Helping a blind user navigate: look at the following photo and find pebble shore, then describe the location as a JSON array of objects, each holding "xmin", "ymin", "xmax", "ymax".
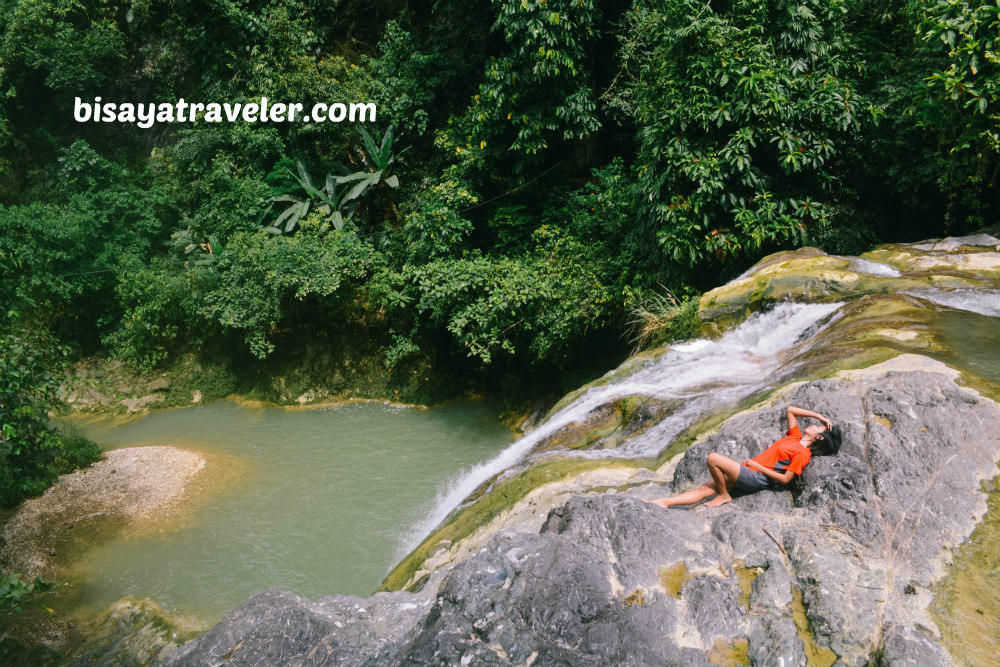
[{"xmin": 1, "ymin": 446, "xmax": 205, "ymax": 580}]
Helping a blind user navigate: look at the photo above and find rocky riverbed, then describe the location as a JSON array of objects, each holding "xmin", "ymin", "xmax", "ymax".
[{"xmin": 2, "ymin": 446, "xmax": 206, "ymax": 582}]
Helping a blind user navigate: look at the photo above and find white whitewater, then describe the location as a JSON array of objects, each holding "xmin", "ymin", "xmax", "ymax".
[
  {"xmin": 904, "ymin": 288, "xmax": 1000, "ymax": 318},
  {"xmin": 401, "ymin": 301, "xmax": 844, "ymax": 554},
  {"xmin": 848, "ymin": 258, "xmax": 902, "ymax": 277}
]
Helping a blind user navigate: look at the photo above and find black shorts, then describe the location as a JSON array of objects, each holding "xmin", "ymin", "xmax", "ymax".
[{"xmin": 734, "ymin": 466, "xmax": 772, "ymax": 494}]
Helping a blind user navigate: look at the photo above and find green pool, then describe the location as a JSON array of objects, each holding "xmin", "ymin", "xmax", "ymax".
[{"xmin": 63, "ymin": 399, "xmax": 514, "ymax": 625}]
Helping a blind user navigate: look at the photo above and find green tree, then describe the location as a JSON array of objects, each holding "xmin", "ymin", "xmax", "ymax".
[
  {"xmin": 0, "ymin": 328, "xmax": 64, "ymax": 506},
  {"xmin": 0, "ymin": 250, "xmax": 102, "ymax": 506},
  {"xmin": 471, "ymin": 0, "xmax": 603, "ymax": 161},
  {"xmin": 612, "ymin": 0, "xmax": 874, "ymax": 267},
  {"xmin": 913, "ymin": 0, "xmax": 1000, "ymax": 226},
  {"xmin": 0, "ymin": 141, "xmax": 170, "ymax": 344},
  {"xmin": 405, "ymin": 224, "xmax": 615, "ymax": 366},
  {"xmin": 202, "ymin": 228, "xmax": 375, "ymax": 358}
]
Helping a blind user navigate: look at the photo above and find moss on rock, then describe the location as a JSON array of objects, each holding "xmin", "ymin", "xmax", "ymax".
[
  {"xmin": 930, "ymin": 474, "xmax": 1000, "ymax": 667},
  {"xmin": 379, "ymin": 456, "xmax": 636, "ymax": 592}
]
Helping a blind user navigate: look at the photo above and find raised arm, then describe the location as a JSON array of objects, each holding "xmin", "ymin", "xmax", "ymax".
[
  {"xmin": 786, "ymin": 406, "xmax": 833, "ymax": 432},
  {"xmin": 744, "ymin": 458, "xmax": 797, "ymax": 484}
]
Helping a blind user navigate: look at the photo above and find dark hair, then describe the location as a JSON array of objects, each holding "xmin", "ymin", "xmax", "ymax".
[{"xmin": 813, "ymin": 425, "xmax": 842, "ymax": 456}]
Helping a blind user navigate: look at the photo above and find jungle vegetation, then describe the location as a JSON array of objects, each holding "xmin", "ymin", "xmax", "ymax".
[{"xmin": 2, "ymin": 0, "xmax": 999, "ymax": 503}]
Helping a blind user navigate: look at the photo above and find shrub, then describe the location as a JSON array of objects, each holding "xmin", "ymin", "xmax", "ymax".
[
  {"xmin": 0, "ymin": 328, "xmax": 99, "ymax": 506},
  {"xmin": 629, "ymin": 290, "xmax": 701, "ymax": 351},
  {"xmin": 0, "ymin": 572, "xmax": 56, "ymax": 615}
]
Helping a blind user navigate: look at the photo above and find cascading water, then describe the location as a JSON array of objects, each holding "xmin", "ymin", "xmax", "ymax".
[
  {"xmin": 405, "ymin": 301, "xmax": 844, "ymax": 552},
  {"xmin": 904, "ymin": 288, "xmax": 1000, "ymax": 318},
  {"xmin": 848, "ymin": 257, "xmax": 902, "ymax": 277}
]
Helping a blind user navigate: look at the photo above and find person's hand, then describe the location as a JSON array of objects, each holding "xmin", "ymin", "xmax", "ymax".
[{"xmin": 819, "ymin": 416, "xmax": 833, "ymax": 430}]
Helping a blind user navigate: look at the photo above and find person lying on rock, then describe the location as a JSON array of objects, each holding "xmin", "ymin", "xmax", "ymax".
[{"xmin": 644, "ymin": 406, "xmax": 842, "ymax": 509}]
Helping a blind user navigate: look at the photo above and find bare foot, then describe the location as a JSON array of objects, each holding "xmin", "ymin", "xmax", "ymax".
[
  {"xmin": 703, "ymin": 494, "xmax": 732, "ymax": 508},
  {"xmin": 642, "ymin": 498, "xmax": 671, "ymax": 508}
]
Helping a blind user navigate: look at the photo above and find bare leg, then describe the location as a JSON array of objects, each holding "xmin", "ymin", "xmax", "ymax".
[
  {"xmin": 644, "ymin": 452, "xmax": 742, "ymax": 508},
  {"xmin": 703, "ymin": 452, "xmax": 741, "ymax": 507},
  {"xmin": 643, "ymin": 482, "xmax": 718, "ymax": 508}
]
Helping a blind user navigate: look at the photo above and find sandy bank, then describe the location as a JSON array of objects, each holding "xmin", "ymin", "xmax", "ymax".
[{"xmin": 1, "ymin": 446, "xmax": 205, "ymax": 581}]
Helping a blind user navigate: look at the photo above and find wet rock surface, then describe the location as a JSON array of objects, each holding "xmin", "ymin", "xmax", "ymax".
[
  {"xmin": 158, "ymin": 362, "xmax": 1000, "ymax": 667},
  {"xmin": 67, "ymin": 598, "xmax": 202, "ymax": 667}
]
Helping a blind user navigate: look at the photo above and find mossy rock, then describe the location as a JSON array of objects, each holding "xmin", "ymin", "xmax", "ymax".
[
  {"xmin": 68, "ymin": 597, "xmax": 204, "ymax": 667},
  {"xmin": 862, "ymin": 240, "xmax": 1000, "ymax": 276},
  {"xmin": 701, "ymin": 238, "xmax": 1000, "ymax": 333},
  {"xmin": 379, "ymin": 456, "xmax": 637, "ymax": 593},
  {"xmin": 738, "ymin": 247, "xmax": 830, "ymax": 277},
  {"xmin": 699, "ymin": 254, "xmax": 870, "ymax": 328},
  {"xmin": 533, "ymin": 396, "xmax": 676, "ymax": 453}
]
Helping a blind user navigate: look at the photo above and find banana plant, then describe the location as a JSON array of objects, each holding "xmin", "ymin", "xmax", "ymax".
[
  {"xmin": 337, "ymin": 124, "xmax": 407, "ymax": 200},
  {"xmin": 263, "ymin": 126, "xmax": 407, "ymax": 235},
  {"xmin": 264, "ymin": 160, "xmax": 358, "ymax": 235}
]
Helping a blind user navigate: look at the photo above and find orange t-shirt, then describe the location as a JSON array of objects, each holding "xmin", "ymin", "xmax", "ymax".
[{"xmin": 744, "ymin": 424, "xmax": 811, "ymax": 478}]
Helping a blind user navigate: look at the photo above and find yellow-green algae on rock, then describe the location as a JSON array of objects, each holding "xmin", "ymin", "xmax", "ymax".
[
  {"xmin": 657, "ymin": 562, "xmax": 692, "ymax": 599},
  {"xmin": 791, "ymin": 588, "xmax": 838, "ymax": 667},
  {"xmin": 734, "ymin": 561, "xmax": 761, "ymax": 611},
  {"xmin": 931, "ymin": 473, "xmax": 1000, "ymax": 667},
  {"xmin": 706, "ymin": 637, "xmax": 751, "ymax": 667}
]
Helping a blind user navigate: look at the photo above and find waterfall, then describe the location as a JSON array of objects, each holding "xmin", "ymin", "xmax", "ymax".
[{"xmin": 401, "ymin": 301, "xmax": 844, "ymax": 554}]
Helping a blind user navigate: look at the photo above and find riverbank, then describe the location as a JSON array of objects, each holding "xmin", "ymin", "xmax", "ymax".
[
  {"xmin": 0, "ymin": 446, "xmax": 210, "ymax": 664},
  {"xmin": 61, "ymin": 348, "xmax": 468, "ymax": 417},
  {"xmin": 2, "ymin": 446, "xmax": 205, "ymax": 583},
  {"xmin": 60, "ymin": 353, "xmax": 556, "ymax": 444}
]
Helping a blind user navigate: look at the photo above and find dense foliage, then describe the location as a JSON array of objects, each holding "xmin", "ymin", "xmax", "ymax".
[
  {"xmin": 613, "ymin": 0, "xmax": 873, "ymax": 265},
  {"xmin": 0, "ymin": 264, "xmax": 101, "ymax": 506},
  {"xmin": 3, "ymin": 0, "xmax": 999, "ymax": 501}
]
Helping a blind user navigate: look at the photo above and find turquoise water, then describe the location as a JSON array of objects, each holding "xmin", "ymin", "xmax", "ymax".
[{"xmin": 67, "ymin": 400, "xmax": 514, "ymax": 624}]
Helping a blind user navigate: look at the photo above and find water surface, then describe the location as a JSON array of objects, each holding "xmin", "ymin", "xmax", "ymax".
[{"xmin": 68, "ymin": 400, "xmax": 513, "ymax": 624}]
